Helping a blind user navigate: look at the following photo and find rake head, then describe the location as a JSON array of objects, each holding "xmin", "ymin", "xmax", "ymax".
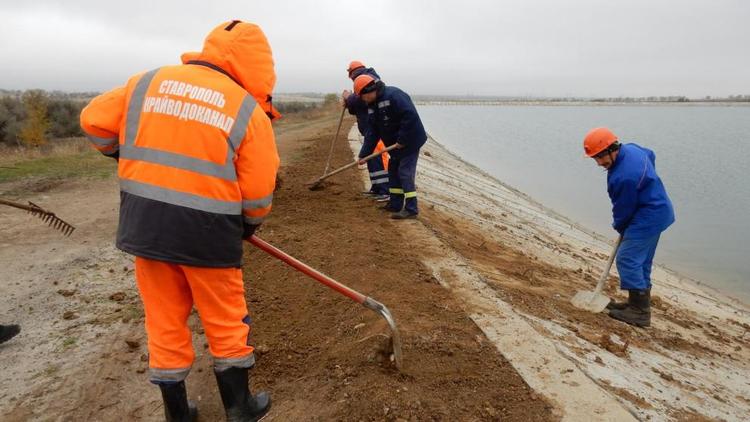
[{"xmin": 27, "ymin": 201, "xmax": 75, "ymax": 236}]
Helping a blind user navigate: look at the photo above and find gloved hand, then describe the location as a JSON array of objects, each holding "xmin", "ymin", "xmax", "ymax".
[
  {"xmin": 243, "ymin": 223, "xmax": 260, "ymax": 240},
  {"xmin": 105, "ymin": 151, "xmax": 120, "ymax": 161},
  {"xmin": 342, "ymin": 89, "xmax": 352, "ymax": 103}
]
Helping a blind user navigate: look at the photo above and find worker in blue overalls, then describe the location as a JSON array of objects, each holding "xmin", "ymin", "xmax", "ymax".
[
  {"xmin": 353, "ymin": 74, "xmax": 427, "ymax": 220},
  {"xmin": 341, "ymin": 61, "xmax": 389, "ymax": 199},
  {"xmin": 584, "ymin": 127, "xmax": 675, "ymax": 327}
]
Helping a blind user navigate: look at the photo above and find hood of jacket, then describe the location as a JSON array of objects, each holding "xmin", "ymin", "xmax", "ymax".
[{"xmin": 181, "ymin": 20, "xmax": 280, "ymax": 120}]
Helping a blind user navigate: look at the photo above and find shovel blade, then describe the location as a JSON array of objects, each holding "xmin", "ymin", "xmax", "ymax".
[{"xmin": 571, "ymin": 290, "xmax": 610, "ymax": 313}]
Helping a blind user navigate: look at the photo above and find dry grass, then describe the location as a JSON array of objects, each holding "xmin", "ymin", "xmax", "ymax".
[
  {"xmin": 0, "ymin": 138, "xmax": 91, "ymax": 166},
  {"xmin": 0, "ymin": 138, "xmax": 115, "ymax": 185}
]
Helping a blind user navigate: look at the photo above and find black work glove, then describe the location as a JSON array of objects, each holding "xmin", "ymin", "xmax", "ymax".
[
  {"xmin": 105, "ymin": 150, "xmax": 120, "ymax": 161},
  {"xmin": 243, "ymin": 223, "xmax": 260, "ymax": 240}
]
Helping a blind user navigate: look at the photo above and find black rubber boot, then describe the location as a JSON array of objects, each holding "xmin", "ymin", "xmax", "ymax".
[
  {"xmin": 0, "ymin": 324, "xmax": 21, "ymax": 344},
  {"xmin": 159, "ymin": 381, "xmax": 198, "ymax": 422},
  {"xmin": 606, "ymin": 288, "xmax": 650, "ymax": 311},
  {"xmin": 380, "ymin": 204, "xmax": 400, "ymax": 212},
  {"xmin": 391, "ymin": 210, "xmax": 418, "ymax": 220},
  {"xmin": 214, "ymin": 366, "xmax": 271, "ymax": 422},
  {"xmin": 609, "ymin": 289, "xmax": 651, "ymax": 327}
]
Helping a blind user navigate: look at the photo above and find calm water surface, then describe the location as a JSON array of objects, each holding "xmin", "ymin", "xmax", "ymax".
[{"xmin": 418, "ymin": 105, "xmax": 750, "ymax": 302}]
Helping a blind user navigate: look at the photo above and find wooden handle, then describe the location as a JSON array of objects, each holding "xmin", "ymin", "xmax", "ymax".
[
  {"xmin": 310, "ymin": 143, "xmax": 399, "ymax": 184},
  {"xmin": 322, "ymin": 106, "xmax": 347, "ymax": 175},
  {"xmin": 592, "ymin": 235, "xmax": 623, "ymax": 295},
  {"xmin": 0, "ymin": 198, "xmax": 38, "ymax": 212}
]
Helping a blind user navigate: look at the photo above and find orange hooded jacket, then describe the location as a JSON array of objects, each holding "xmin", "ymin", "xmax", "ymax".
[{"xmin": 80, "ymin": 21, "xmax": 280, "ymax": 267}]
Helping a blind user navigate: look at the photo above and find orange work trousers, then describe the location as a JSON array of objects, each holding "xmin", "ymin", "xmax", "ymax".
[{"xmin": 135, "ymin": 256, "xmax": 255, "ymax": 384}]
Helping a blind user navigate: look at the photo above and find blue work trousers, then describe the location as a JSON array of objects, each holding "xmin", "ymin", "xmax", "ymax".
[
  {"xmin": 616, "ymin": 234, "xmax": 661, "ymax": 290},
  {"xmin": 388, "ymin": 151, "xmax": 419, "ymax": 214}
]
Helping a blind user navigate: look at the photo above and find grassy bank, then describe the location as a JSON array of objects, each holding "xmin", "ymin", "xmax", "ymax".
[
  {"xmin": 0, "ymin": 103, "xmax": 332, "ymax": 186},
  {"xmin": 0, "ymin": 138, "xmax": 115, "ymax": 184}
]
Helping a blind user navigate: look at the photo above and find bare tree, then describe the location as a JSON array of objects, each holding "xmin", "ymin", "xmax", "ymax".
[{"xmin": 19, "ymin": 90, "xmax": 50, "ymax": 147}]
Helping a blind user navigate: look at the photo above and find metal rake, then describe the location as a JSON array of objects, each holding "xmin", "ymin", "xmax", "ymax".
[{"xmin": 0, "ymin": 198, "xmax": 76, "ymax": 236}]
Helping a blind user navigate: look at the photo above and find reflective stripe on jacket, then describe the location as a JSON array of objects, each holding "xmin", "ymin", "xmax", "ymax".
[{"xmin": 80, "ymin": 22, "xmax": 280, "ymax": 267}]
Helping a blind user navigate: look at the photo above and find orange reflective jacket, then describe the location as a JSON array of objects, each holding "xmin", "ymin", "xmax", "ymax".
[
  {"xmin": 375, "ymin": 140, "xmax": 389, "ymax": 169},
  {"xmin": 80, "ymin": 21, "xmax": 280, "ymax": 267}
]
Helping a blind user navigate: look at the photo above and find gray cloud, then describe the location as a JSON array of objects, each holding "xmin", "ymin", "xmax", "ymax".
[{"xmin": 1, "ymin": 0, "xmax": 748, "ymax": 96}]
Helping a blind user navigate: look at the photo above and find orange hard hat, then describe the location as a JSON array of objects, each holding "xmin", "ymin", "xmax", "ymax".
[
  {"xmin": 347, "ymin": 60, "xmax": 365, "ymax": 73},
  {"xmin": 583, "ymin": 127, "xmax": 618, "ymax": 157},
  {"xmin": 353, "ymin": 74, "xmax": 376, "ymax": 95}
]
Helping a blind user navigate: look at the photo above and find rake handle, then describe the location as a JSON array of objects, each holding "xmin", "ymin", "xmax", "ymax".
[
  {"xmin": 0, "ymin": 198, "xmax": 39, "ymax": 212},
  {"xmin": 322, "ymin": 106, "xmax": 348, "ymax": 176},
  {"xmin": 593, "ymin": 235, "xmax": 623, "ymax": 295},
  {"xmin": 310, "ymin": 143, "xmax": 398, "ymax": 185}
]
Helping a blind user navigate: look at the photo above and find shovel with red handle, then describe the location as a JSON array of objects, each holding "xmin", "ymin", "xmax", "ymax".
[{"xmin": 248, "ymin": 235, "xmax": 404, "ymax": 370}]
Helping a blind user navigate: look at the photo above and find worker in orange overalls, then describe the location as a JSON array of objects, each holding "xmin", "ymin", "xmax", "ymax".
[{"xmin": 80, "ymin": 20, "xmax": 279, "ymax": 422}]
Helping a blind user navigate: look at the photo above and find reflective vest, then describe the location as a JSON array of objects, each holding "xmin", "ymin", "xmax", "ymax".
[{"xmin": 80, "ymin": 63, "xmax": 279, "ymax": 267}]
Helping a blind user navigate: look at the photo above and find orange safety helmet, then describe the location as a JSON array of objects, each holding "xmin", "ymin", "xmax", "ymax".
[
  {"xmin": 583, "ymin": 127, "xmax": 618, "ymax": 157},
  {"xmin": 353, "ymin": 74, "xmax": 376, "ymax": 95},
  {"xmin": 347, "ymin": 60, "xmax": 365, "ymax": 73}
]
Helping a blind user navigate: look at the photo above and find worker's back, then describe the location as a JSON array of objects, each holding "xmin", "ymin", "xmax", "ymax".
[
  {"xmin": 366, "ymin": 85, "xmax": 427, "ymax": 157},
  {"xmin": 81, "ymin": 21, "xmax": 280, "ymax": 268},
  {"xmin": 607, "ymin": 143, "xmax": 675, "ymax": 238}
]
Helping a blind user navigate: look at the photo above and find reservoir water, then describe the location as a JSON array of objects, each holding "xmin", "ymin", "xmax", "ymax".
[{"xmin": 418, "ymin": 105, "xmax": 750, "ymax": 302}]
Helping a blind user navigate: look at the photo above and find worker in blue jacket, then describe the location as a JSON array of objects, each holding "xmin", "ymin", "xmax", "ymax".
[
  {"xmin": 353, "ymin": 74, "xmax": 427, "ymax": 219},
  {"xmin": 584, "ymin": 127, "xmax": 675, "ymax": 327},
  {"xmin": 341, "ymin": 61, "xmax": 388, "ymax": 198}
]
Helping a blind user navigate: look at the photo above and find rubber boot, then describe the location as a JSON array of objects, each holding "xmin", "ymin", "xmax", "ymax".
[
  {"xmin": 0, "ymin": 324, "xmax": 21, "ymax": 344},
  {"xmin": 606, "ymin": 288, "xmax": 650, "ymax": 311},
  {"xmin": 159, "ymin": 381, "xmax": 198, "ymax": 422},
  {"xmin": 391, "ymin": 209, "xmax": 418, "ymax": 220},
  {"xmin": 380, "ymin": 204, "xmax": 400, "ymax": 212},
  {"xmin": 214, "ymin": 366, "xmax": 271, "ymax": 422},
  {"xmin": 609, "ymin": 289, "xmax": 651, "ymax": 327}
]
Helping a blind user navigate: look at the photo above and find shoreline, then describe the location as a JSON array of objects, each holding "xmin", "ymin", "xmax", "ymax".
[
  {"xmin": 418, "ymin": 128, "xmax": 750, "ymax": 311},
  {"xmin": 414, "ymin": 100, "xmax": 750, "ymax": 107},
  {"xmin": 348, "ymin": 124, "xmax": 750, "ymax": 420}
]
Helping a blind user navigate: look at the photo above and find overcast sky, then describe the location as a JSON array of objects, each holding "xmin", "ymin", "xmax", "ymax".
[{"xmin": 1, "ymin": 0, "xmax": 748, "ymax": 97}]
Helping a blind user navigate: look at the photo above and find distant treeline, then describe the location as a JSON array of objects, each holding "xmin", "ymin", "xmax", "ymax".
[
  {"xmin": 0, "ymin": 89, "xmax": 88, "ymax": 147},
  {"xmin": 554, "ymin": 95, "xmax": 750, "ymax": 103},
  {"xmin": 275, "ymin": 93, "xmax": 337, "ymax": 114},
  {"xmin": 0, "ymin": 89, "xmax": 335, "ymax": 148},
  {"xmin": 414, "ymin": 94, "xmax": 750, "ymax": 103}
]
